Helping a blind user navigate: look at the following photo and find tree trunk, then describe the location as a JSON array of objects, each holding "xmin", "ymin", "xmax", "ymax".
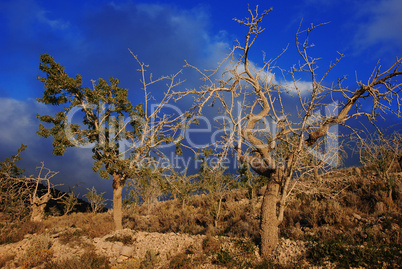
[
  {"xmin": 112, "ymin": 173, "xmax": 125, "ymax": 230},
  {"xmin": 214, "ymin": 195, "xmax": 223, "ymax": 228},
  {"xmin": 260, "ymin": 181, "xmax": 280, "ymax": 259},
  {"xmin": 30, "ymin": 203, "xmax": 47, "ymax": 222},
  {"xmin": 314, "ymin": 165, "xmax": 321, "ymax": 182},
  {"xmin": 30, "ymin": 193, "xmax": 52, "ymax": 222},
  {"xmin": 182, "ymin": 198, "xmax": 186, "ymax": 210}
]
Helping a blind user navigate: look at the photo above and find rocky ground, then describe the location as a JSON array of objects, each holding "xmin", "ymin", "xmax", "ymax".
[
  {"xmin": 1, "ymin": 169, "xmax": 401, "ymax": 268},
  {"xmin": 0, "ymin": 226, "xmax": 316, "ymax": 268}
]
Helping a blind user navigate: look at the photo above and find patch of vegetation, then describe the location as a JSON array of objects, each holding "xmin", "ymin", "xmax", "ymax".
[
  {"xmin": 48, "ymin": 249, "xmax": 111, "ymax": 269},
  {"xmin": 44, "ymin": 212, "xmax": 114, "ymax": 238},
  {"xmin": 215, "ymin": 250, "xmax": 233, "ymax": 265},
  {"xmin": 234, "ymin": 238, "xmax": 256, "ymax": 255},
  {"xmin": 21, "ymin": 249, "xmax": 53, "ymax": 269},
  {"xmin": 105, "ymin": 234, "xmax": 134, "ymax": 245},
  {"xmin": 201, "ymin": 235, "xmax": 221, "ymax": 255},
  {"xmin": 139, "ymin": 250, "xmax": 159, "ymax": 268},
  {"xmin": 112, "ymin": 257, "xmax": 142, "ymax": 269},
  {"xmin": 168, "ymin": 253, "xmax": 192, "ymax": 269},
  {"xmin": 0, "ymin": 220, "xmax": 47, "ymax": 244},
  {"xmin": 58, "ymin": 228, "xmax": 88, "ymax": 247},
  {"xmin": 252, "ymin": 259, "xmax": 301, "ymax": 269},
  {"xmin": 0, "ymin": 253, "xmax": 15, "ymax": 268},
  {"xmin": 307, "ymin": 239, "xmax": 402, "ymax": 268},
  {"xmin": 19, "ymin": 234, "xmax": 53, "ymax": 268}
]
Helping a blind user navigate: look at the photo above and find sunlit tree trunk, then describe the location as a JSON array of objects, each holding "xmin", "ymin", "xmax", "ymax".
[
  {"xmin": 30, "ymin": 193, "xmax": 52, "ymax": 222},
  {"xmin": 260, "ymin": 180, "xmax": 280, "ymax": 257},
  {"xmin": 112, "ymin": 173, "xmax": 125, "ymax": 230}
]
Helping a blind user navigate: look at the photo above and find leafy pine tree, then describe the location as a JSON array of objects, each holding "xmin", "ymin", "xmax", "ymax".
[{"xmin": 37, "ymin": 54, "xmax": 185, "ymax": 229}]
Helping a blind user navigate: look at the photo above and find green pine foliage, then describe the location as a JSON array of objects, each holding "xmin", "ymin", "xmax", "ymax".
[
  {"xmin": 37, "ymin": 54, "xmax": 137, "ymax": 178},
  {"xmin": 36, "ymin": 54, "xmax": 182, "ymax": 229}
]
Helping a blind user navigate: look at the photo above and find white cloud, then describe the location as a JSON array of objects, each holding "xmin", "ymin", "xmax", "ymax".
[
  {"xmin": 0, "ymin": 97, "xmax": 106, "ymax": 195},
  {"xmin": 0, "ymin": 98, "xmax": 41, "ymax": 145},
  {"xmin": 226, "ymin": 60, "xmax": 312, "ymax": 96},
  {"xmin": 355, "ymin": 0, "xmax": 402, "ymax": 53},
  {"xmin": 136, "ymin": 3, "xmax": 166, "ymax": 19},
  {"xmin": 0, "ymin": 1, "xmax": 237, "ymax": 200},
  {"xmin": 281, "ymin": 80, "xmax": 313, "ymax": 95},
  {"xmin": 37, "ymin": 9, "xmax": 70, "ymax": 30},
  {"xmin": 0, "ymin": 0, "xmax": 69, "ymax": 32}
]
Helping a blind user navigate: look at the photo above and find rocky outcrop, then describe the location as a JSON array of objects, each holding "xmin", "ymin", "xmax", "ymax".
[
  {"xmin": 0, "ymin": 227, "xmax": 208, "ymax": 268},
  {"xmin": 95, "ymin": 229, "xmax": 205, "ymax": 265},
  {"xmin": 0, "ymin": 226, "xmax": 316, "ymax": 268}
]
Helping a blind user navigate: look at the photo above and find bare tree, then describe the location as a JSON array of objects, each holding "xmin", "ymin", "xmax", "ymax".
[
  {"xmin": 163, "ymin": 169, "xmax": 200, "ymax": 209},
  {"xmin": 126, "ymin": 167, "xmax": 165, "ymax": 215},
  {"xmin": 59, "ymin": 189, "xmax": 80, "ymax": 215},
  {"xmin": 0, "ymin": 145, "xmax": 30, "ymax": 221},
  {"xmin": 1, "ymin": 146, "xmax": 68, "ymax": 222},
  {"xmin": 357, "ymin": 130, "xmax": 402, "ymax": 200},
  {"xmin": 27, "ymin": 163, "xmax": 65, "ymax": 222},
  {"xmin": 198, "ymin": 161, "xmax": 236, "ymax": 229},
  {"xmin": 174, "ymin": 6, "xmax": 402, "ymax": 258},
  {"xmin": 84, "ymin": 186, "xmax": 107, "ymax": 213}
]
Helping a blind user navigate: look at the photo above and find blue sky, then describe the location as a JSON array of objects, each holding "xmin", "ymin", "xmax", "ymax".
[{"xmin": 0, "ymin": 0, "xmax": 401, "ymax": 199}]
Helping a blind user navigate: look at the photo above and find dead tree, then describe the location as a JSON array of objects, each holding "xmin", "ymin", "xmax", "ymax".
[
  {"xmin": 28, "ymin": 163, "xmax": 65, "ymax": 222},
  {"xmin": 0, "ymin": 145, "xmax": 30, "ymax": 221},
  {"xmin": 174, "ymin": 6, "xmax": 402, "ymax": 258},
  {"xmin": 358, "ymin": 131, "xmax": 402, "ymax": 200}
]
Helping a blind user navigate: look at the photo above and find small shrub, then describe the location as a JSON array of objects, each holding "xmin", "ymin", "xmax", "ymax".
[
  {"xmin": 27, "ymin": 233, "xmax": 52, "ymax": 249},
  {"xmin": 168, "ymin": 253, "xmax": 192, "ymax": 269},
  {"xmin": 20, "ymin": 234, "xmax": 53, "ymax": 268},
  {"xmin": 307, "ymin": 240, "xmax": 402, "ymax": 268},
  {"xmin": 84, "ymin": 186, "xmax": 107, "ymax": 213},
  {"xmin": 202, "ymin": 235, "xmax": 221, "ymax": 255},
  {"xmin": 140, "ymin": 250, "xmax": 159, "ymax": 268},
  {"xmin": 22, "ymin": 249, "xmax": 53, "ymax": 269},
  {"xmin": 49, "ymin": 249, "xmax": 111, "ymax": 269},
  {"xmin": 112, "ymin": 257, "xmax": 142, "ymax": 269},
  {"xmin": 58, "ymin": 228, "xmax": 85, "ymax": 247},
  {"xmin": 59, "ymin": 192, "xmax": 80, "ymax": 215},
  {"xmin": 215, "ymin": 250, "xmax": 233, "ymax": 265},
  {"xmin": 234, "ymin": 239, "xmax": 256, "ymax": 256},
  {"xmin": 75, "ymin": 250, "xmax": 111, "ymax": 269},
  {"xmin": 0, "ymin": 220, "xmax": 46, "ymax": 244},
  {"xmin": 0, "ymin": 253, "xmax": 15, "ymax": 268},
  {"xmin": 105, "ymin": 234, "xmax": 134, "ymax": 245}
]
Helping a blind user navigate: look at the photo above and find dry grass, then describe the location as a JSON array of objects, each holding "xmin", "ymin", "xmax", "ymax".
[
  {"xmin": 124, "ymin": 199, "xmax": 212, "ymax": 234},
  {"xmin": 123, "ymin": 190, "xmax": 257, "ymax": 238},
  {"xmin": 0, "ymin": 220, "xmax": 48, "ymax": 245},
  {"xmin": 44, "ymin": 212, "xmax": 114, "ymax": 238},
  {"xmin": 120, "ymin": 169, "xmax": 401, "ymax": 250},
  {"xmin": 1, "ymin": 166, "xmax": 401, "ymax": 268},
  {"xmin": 0, "ymin": 253, "xmax": 15, "ymax": 268},
  {"xmin": 18, "ymin": 234, "xmax": 53, "ymax": 268},
  {"xmin": 47, "ymin": 249, "xmax": 111, "ymax": 269}
]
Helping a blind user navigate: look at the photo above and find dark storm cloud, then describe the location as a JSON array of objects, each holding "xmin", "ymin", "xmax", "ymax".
[
  {"xmin": 0, "ymin": 0, "xmax": 230, "ymax": 201},
  {"xmin": 2, "ymin": 0, "xmax": 399, "ymax": 204},
  {"xmin": 46, "ymin": 2, "xmax": 229, "ymax": 92},
  {"xmin": 0, "ymin": 98, "xmax": 107, "ymax": 195},
  {"xmin": 0, "ymin": 0, "xmax": 229, "ymax": 98}
]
